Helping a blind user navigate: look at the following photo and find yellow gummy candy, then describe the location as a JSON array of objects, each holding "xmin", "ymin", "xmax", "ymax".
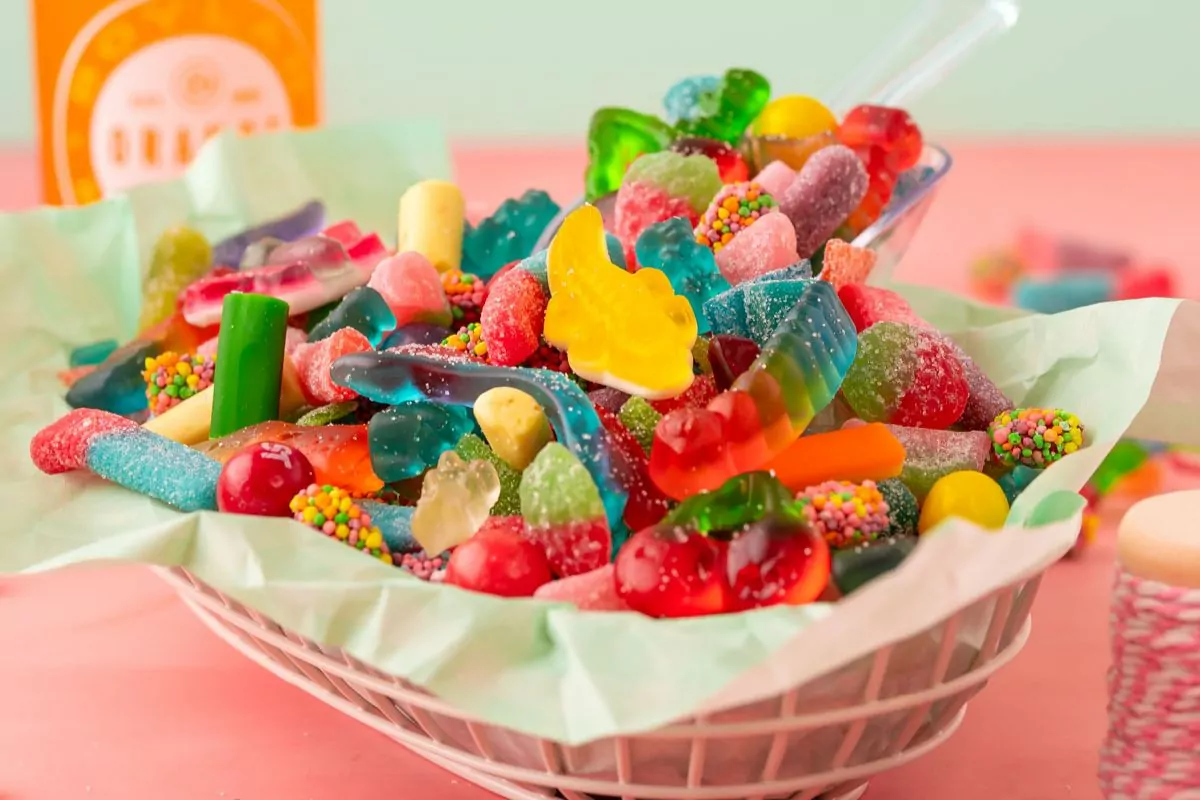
[
  {"xmin": 753, "ymin": 95, "xmax": 838, "ymax": 140},
  {"xmin": 544, "ymin": 205, "xmax": 697, "ymax": 399},
  {"xmin": 473, "ymin": 387, "xmax": 553, "ymax": 471},
  {"xmin": 918, "ymin": 470, "xmax": 1011, "ymax": 535}
]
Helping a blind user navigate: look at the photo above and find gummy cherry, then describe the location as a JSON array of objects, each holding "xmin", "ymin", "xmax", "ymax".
[
  {"xmin": 614, "ymin": 525, "xmax": 730, "ymax": 618},
  {"xmin": 217, "ymin": 442, "xmax": 316, "ymax": 517},
  {"xmin": 726, "ymin": 516, "xmax": 830, "ymax": 610},
  {"xmin": 671, "ymin": 136, "xmax": 750, "ymax": 183},
  {"xmin": 445, "ymin": 517, "xmax": 553, "ymax": 597}
]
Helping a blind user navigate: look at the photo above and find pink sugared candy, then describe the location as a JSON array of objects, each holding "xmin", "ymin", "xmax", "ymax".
[
  {"xmin": 291, "ymin": 327, "xmax": 373, "ymax": 404},
  {"xmin": 837, "ymin": 283, "xmax": 928, "ymax": 333},
  {"xmin": 714, "ymin": 212, "xmax": 799, "ymax": 285},
  {"xmin": 216, "ymin": 442, "xmax": 315, "ymax": 517},
  {"xmin": 444, "ymin": 517, "xmax": 554, "ymax": 598},
  {"xmin": 753, "ymin": 160, "xmax": 798, "ymax": 199},
  {"xmin": 780, "ymin": 145, "xmax": 869, "ymax": 259},
  {"xmin": 613, "ymin": 182, "xmax": 698, "ymax": 268},
  {"xmin": 533, "ymin": 564, "xmax": 631, "ymax": 611},
  {"xmin": 525, "ymin": 519, "xmax": 612, "ymax": 579},
  {"xmin": 29, "ymin": 408, "xmax": 138, "ymax": 474},
  {"xmin": 368, "ymin": 252, "xmax": 452, "ymax": 327},
  {"xmin": 820, "ymin": 239, "xmax": 878, "ymax": 290},
  {"xmin": 480, "ymin": 267, "xmax": 547, "ymax": 366}
]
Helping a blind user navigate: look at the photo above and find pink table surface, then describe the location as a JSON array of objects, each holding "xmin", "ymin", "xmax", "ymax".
[{"xmin": 3, "ymin": 141, "xmax": 1199, "ymax": 800}]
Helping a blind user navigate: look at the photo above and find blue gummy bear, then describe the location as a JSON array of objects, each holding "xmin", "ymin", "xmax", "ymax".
[
  {"xmin": 1013, "ymin": 272, "xmax": 1114, "ymax": 314},
  {"xmin": 87, "ymin": 427, "xmax": 220, "ymax": 511},
  {"xmin": 742, "ymin": 279, "xmax": 816, "ymax": 346},
  {"xmin": 634, "ymin": 218, "xmax": 730, "ymax": 333},
  {"xmin": 367, "ymin": 401, "xmax": 475, "ymax": 482},
  {"xmin": 70, "ymin": 339, "xmax": 118, "ymax": 368},
  {"xmin": 380, "ymin": 323, "xmax": 452, "ymax": 350},
  {"xmin": 998, "ymin": 466, "xmax": 1040, "ymax": 505},
  {"xmin": 663, "ymin": 75, "xmax": 721, "ymax": 125},
  {"xmin": 212, "ymin": 200, "xmax": 325, "ymax": 268},
  {"xmin": 330, "ymin": 350, "xmax": 629, "ymax": 547},
  {"xmin": 359, "ymin": 500, "xmax": 418, "ymax": 554},
  {"xmin": 605, "ymin": 233, "xmax": 627, "ymax": 269},
  {"xmin": 66, "ymin": 341, "xmax": 156, "ymax": 416},
  {"xmin": 462, "ymin": 190, "xmax": 562, "ymax": 280},
  {"xmin": 308, "ymin": 286, "xmax": 397, "ymax": 347}
]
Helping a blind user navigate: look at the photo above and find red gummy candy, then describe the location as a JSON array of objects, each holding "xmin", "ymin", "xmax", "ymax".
[
  {"xmin": 726, "ymin": 518, "xmax": 830, "ymax": 611},
  {"xmin": 670, "ymin": 136, "xmax": 751, "ymax": 183},
  {"xmin": 596, "ymin": 408, "xmax": 672, "ymax": 532},
  {"xmin": 486, "ymin": 261, "xmax": 520, "ymax": 290},
  {"xmin": 649, "ymin": 374, "xmax": 718, "ymax": 414},
  {"xmin": 837, "ymin": 105, "xmax": 923, "ymax": 172},
  {"xmin": 347, "ymin": 232, "xmax": 386, "ymax": 262},
  {"xmin": 533, "ymin": 564, "xmax": 632, "ymax": 611},
  {"xmin": 446, "ymin": 516, "xmax": 554, "ymax": 597},
  {"xmin": 216, "ymin": 442, "xmax": 315, "ymax": 517},
  {"xmin": 892, "ymin": 328, "xmax": 969, "ymax": 429},
  {"xmin": 837, "ymin": 284, "xmax": 928, "ymax": 333},
  {"xmin": 321, "ymin": 221, "xmax": 362, "ymax": 247},
  {"xmin": 29, "ymin": 408, "xmax": 138, "ymax": 474},
  {"xmin": 524, "ymin": 518, "xmax": 612, "ymax": 579},
  {"xmin": 1117, "ymin": 266, "xmax": 1176, "ymax": 300},
  {"xmin": 614, "ymin": 525, "xmax": 730, "ymax": 618},
  {"xmin": 291, "ymin": 327, "xmax": 373, "ymax": 404},
  {"xmin": 480, "ymin": 268, "xmax": 547, "ymax": 366},
  {"xmin": 708, "ymin": 335, "xmax": 760, "ymax": 391},
  {"xmin": 613, "ymin": 182, "xmax": 698, "ymax": 269}
]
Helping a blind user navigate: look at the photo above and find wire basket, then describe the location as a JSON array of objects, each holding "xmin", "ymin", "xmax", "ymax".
[{"xmin": 158, "ymin": 564, "xmax": 1041, "ymax": 800}]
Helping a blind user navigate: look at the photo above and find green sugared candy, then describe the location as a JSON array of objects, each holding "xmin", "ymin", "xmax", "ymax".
[
  {"xmin": 519, "ymin": 442, "xmax": 605, "ymax": 526},
  {"xmin": 833, "ymin": 537, "xmax": 917, "ymax": 596},
  {"xmin": 665, "ymin": 471, "xmax": 801, "ymax": 535},
  {"xmin": 456, "ymin": 434, "xmax": 521, "ymax": 516},
  {"xmin": 297, "ymin": 401, "xmax": 359, "ymax": 427},
  {"xmin": 618, "ymin": 396, "xmax": 661, "ymax": 454},
  {"xmin": 623, "ymin": 151, "xmax": 722, "ymax": 214},
  {"xmin": 877, "ymin": 478, "xmax": 918, "ymax": 537}
]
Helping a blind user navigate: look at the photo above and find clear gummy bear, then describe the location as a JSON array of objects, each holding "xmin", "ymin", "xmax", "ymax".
[{"xmin": 410, "ymin": 450, "xmax": 502, "ymax": 556}]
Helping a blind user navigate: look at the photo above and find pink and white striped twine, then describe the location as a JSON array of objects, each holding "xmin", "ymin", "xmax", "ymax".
[{"xmin": 1099, "ymin": 568, "xmax": 1200, "ymax": 798}]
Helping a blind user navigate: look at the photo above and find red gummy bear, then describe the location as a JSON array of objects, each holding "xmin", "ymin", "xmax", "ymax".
[
  {"xmin": 614, "ymin": 525, "xmax": 730, "ymax": 618},
  {"xmin": 480, "ymin": 268, "xmax": 547, "ymax": 366},
  {"xmin": 446, "ymin": 516, "xmax": 554, "ymax": 597},
  {"xmin": 837, "ymin": 105, "xmax": 923, "ymax": 173},
  {"xmin": 596, "ymin": 408, "xmax": 672, "ymax": 532}
]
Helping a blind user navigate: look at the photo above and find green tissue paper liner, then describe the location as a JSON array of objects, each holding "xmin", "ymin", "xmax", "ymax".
[{"xmin": 4, "ymin": 122, "xmax": 1200, "ymax": 746}]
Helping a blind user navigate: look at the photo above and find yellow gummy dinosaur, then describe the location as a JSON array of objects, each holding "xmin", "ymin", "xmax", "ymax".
[{"xmin": 544, "ymin": 205, "xmax": 697, "ymax": 399}]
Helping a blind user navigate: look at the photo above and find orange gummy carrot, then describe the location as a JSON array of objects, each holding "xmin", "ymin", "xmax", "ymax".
[{"xmin": 765, "ymin": 422, "xmax": 906, "ymax": 491}]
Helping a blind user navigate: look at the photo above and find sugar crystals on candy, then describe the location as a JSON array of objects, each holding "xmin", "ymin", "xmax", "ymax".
[
  {"xmin": 780, "ymin": 144, "xmax": 868, "ymax": 259},
  {"xmin": 887, "ymin": 424, "xmax": 990, "ymax": 500},
  {"xmin": 713, "ymin": 212, "xmax": 800, "ymax": 286}
]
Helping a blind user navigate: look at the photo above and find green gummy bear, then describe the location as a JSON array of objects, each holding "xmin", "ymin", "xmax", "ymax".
[
  {"xmin": 623, "ymin": 151, "xmax": 722, "ymax": 215},
  {"xmin": 666, "ymin": 471, "xmax": 801, "ymax": 535},
  {"xmin": 877, "ymin": 478, "xmax": 919, "ymax": 537},
  {"xmin": 674, "ymin": 68, "xmax": 771, "ymax": 145},
  {"xmin": 585, "ymin": 107, "xmax": 677, "ymax": 201},
  {"xmin": 455, "ymin": 434, "xmax": 521, "ymax": 516},
  {"xmin": 618, "ymin": 396, "xmax": 661, "ymax": 454},
  {"xmin": 519, "ymin": 442, "xmax": 604, "ymax": 526}
]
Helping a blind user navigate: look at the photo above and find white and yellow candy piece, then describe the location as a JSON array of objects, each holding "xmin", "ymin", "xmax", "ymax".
[
  {"xmin": 397, "ymin": 179, "xmax": 465, "ymax": 273},
  {"xmin": 473, "ymin": 387, "xmax": 553, "ymax": 471}
]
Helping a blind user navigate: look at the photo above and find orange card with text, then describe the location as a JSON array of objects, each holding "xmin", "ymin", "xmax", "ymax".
[{"xmin": 31, "ymin": 0, "xmax": 321, "ymax": 205}]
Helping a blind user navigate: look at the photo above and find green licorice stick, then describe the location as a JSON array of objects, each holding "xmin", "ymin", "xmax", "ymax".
[{"xmin": 210, "ymin": 292, "xmax": 289, "ymax": 438}]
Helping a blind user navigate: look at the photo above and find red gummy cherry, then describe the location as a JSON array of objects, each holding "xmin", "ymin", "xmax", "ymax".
[
  {"xmin": 726, "ymin": 517, "xmax": 830, "ymax": 611},
  {"xmin": 614, "ymin": 525, "xmax": 730, "ymax": 618},
  {"xmin": 217, "ymin": 442, "xmax": 316, "ymax": 517},
  {"xmin": 671, "ymin": 136, "xmax": 751, "ymax": 183},
  {"xmin": 445, "ymin": 517, "xmax": 554, "ymax": 597}
]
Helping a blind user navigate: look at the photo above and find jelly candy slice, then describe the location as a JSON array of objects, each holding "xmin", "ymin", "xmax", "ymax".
[{"xmin": 139, "ymin": 227, "xmax": 213, "ymax": 332}]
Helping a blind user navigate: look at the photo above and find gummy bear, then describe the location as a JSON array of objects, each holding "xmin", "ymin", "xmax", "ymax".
[
  {"xmin": 614, "ymin": 152, "xmax": 722, "ymax": 265},
  {"xmin": 674, "ymin": 68, "xmax": 771, "ymax": 145},
  {"xmin": 543, "ymin": 205, "xmax": 698, "ymax": 399},
  {"xmin": 837, "ymin": 105, "xmax": 923, "ymax": 173},
  {"xmin": 519, "ymin": 442, "xmax": 612, "ymax": 577},
  {"xmin": 411, "ymin": 450, "xmax": 502, "ymax": 556},
  {"xmin": 585, "ymin": 107, "xmax": 677, "ymax": 201},
  {"xmin": 634, "ymin": 218, "xmax": 731, "ymax": 333},
  {"xmin": 139, "ymin": 227, "xmax": 213, "ymax": 332},
  {"xmin": 888, "ymin": 425, "xmax": 990, "ymax": 500},
  {"xmin": 462, "ymin": 190, "xmax": 561, "ymax": 280},
  {"xmin": 307, "ymin": 286, "xmax": 397, "ymax": 347},
  {"xmin": 367, "ymin": 401, "xmax": 475, "ymax": 482}
]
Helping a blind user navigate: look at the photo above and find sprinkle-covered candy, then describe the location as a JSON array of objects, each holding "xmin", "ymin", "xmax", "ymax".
[
  {"xmin": 989, "ymin": 407, "xmax": 1084, "ymax": 469},
  {"xmin": 290, "ymin": 484, "xmax": 393, "ymax": 565},
  {"xmin": 694, "ymin": 182, "xmax": 778, "ymax": 252},
  {"xmin": 143, "ymin": 352, "xmax": 215, "ymax": 416},
  {"xmin": 442, "ymin": 322, "xmax": 488, "ymax": 359},
  {"xmin": 442, "ymin": 270, "xmax": 489, "ymax": 325},
  {"xmin": 795, "ymin": 479, "xmax": 891, "ymax": 549}
]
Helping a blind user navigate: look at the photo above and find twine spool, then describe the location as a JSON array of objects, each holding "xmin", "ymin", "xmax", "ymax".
[{"xmin": 1100, "ymin": 492, "xmax": 1200, "ymax": 798}]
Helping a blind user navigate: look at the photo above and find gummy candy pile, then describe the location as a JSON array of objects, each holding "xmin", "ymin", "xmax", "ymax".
[{"xmin": 32, "ymin": 70, "xmax": 1090, "ymax": 619}]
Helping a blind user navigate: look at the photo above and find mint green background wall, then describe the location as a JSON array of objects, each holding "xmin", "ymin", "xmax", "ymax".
[{"xmin": 1, "ymin": 0, "xmax": 1195, "ymax": 144}]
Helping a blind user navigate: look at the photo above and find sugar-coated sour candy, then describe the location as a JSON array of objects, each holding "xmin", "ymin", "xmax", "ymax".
[
  {"xmin": 887, "ymin": 425, "xmax": 990, "ymax": 501},
  {"xmin": 217, "ymin": 442, "xmax": 316, "ymax": 517},
  {"xmin": 713, "ymin": 212, "xmax": 800, "ymax": 286},
  {"xmin": 650, "ymin": 280, "xmax": 857, "ymax": 499},
  {"xmin": 918, "ymin": 471, "xmax": 1010, "ymax": 534},
  {"xmin": 617, "ymin": 396, "xmax": 660, "ymax": 453},
  {"xmin": 796, "ymin": 479, "xmax": 891, "ymax": 549},
  {"xmin": 585, "ymin": 107, "xmax": 677, "ymax": 201},
  {"xmin": 411, "ymin": 450, "xmax": 501, "ymax": 556},
  {"xmin": 444, "ymin": 516, "xmax": 553, "ymax": 597},
  {"xmin": 544, "ymin": 205, "xmax": 697, "ymax": 399},
  {"xmin": 780, "ymin": 144, "xmax": 869, "ymax": 259},
  {"xmin": 837, "ymin": 283, "xmax": 927, "ymax": 332},
  {"xmin": 368, "ymin": 251, "xmax": 452, "ymax": 328},
  {"xmin": 595, "ymin": 408, "xmax": 671, "ymax": 534},
  {"xmin": 138, "ymin": 227, "xmax": 213, "ymax": 332},
  {"xmin": 613, "ymin": 152, "xmax": 721, "ymax": 264},
  {"xmin": 841, "ymin": 321, "xmax": 968, "ymax": 429},
  {"xmin": 397, "ymin": 180, "xmax": 465, "ymax": 273},
  {"xmin": 479, "ymin": 267, "xmax": 546, "ymax": 367},
  {"xmin": 473, "ymin": 387, "xmax": 553, "ymax": 471},
  {"xmin": 877, "ymin": 478, "xmax": 919, "ymax": 537},
  {"xmin": 820, "ymin": 239, "xmax": 878, "ymax": 290},
  {"xmin": 670, "ymin": 137, "xmax": 750, "ymax": 183},
  {"xmin": 989, "ymin": 408, "xmax": 1084, "ymax": 468},
  {"xmin": 694, "ymin": 182, "xmax": 778, "ymax": 253},
  {"xmin": 520, "ymin": 443, "xmax": 611, "ymax": 577},
  {"xmin": 291, "ymin": 327, "xmax": 373, "ymax": 406},
  {"xmin": 291, "ymin": 484, "xmax": 393, "ymax": 565}
]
